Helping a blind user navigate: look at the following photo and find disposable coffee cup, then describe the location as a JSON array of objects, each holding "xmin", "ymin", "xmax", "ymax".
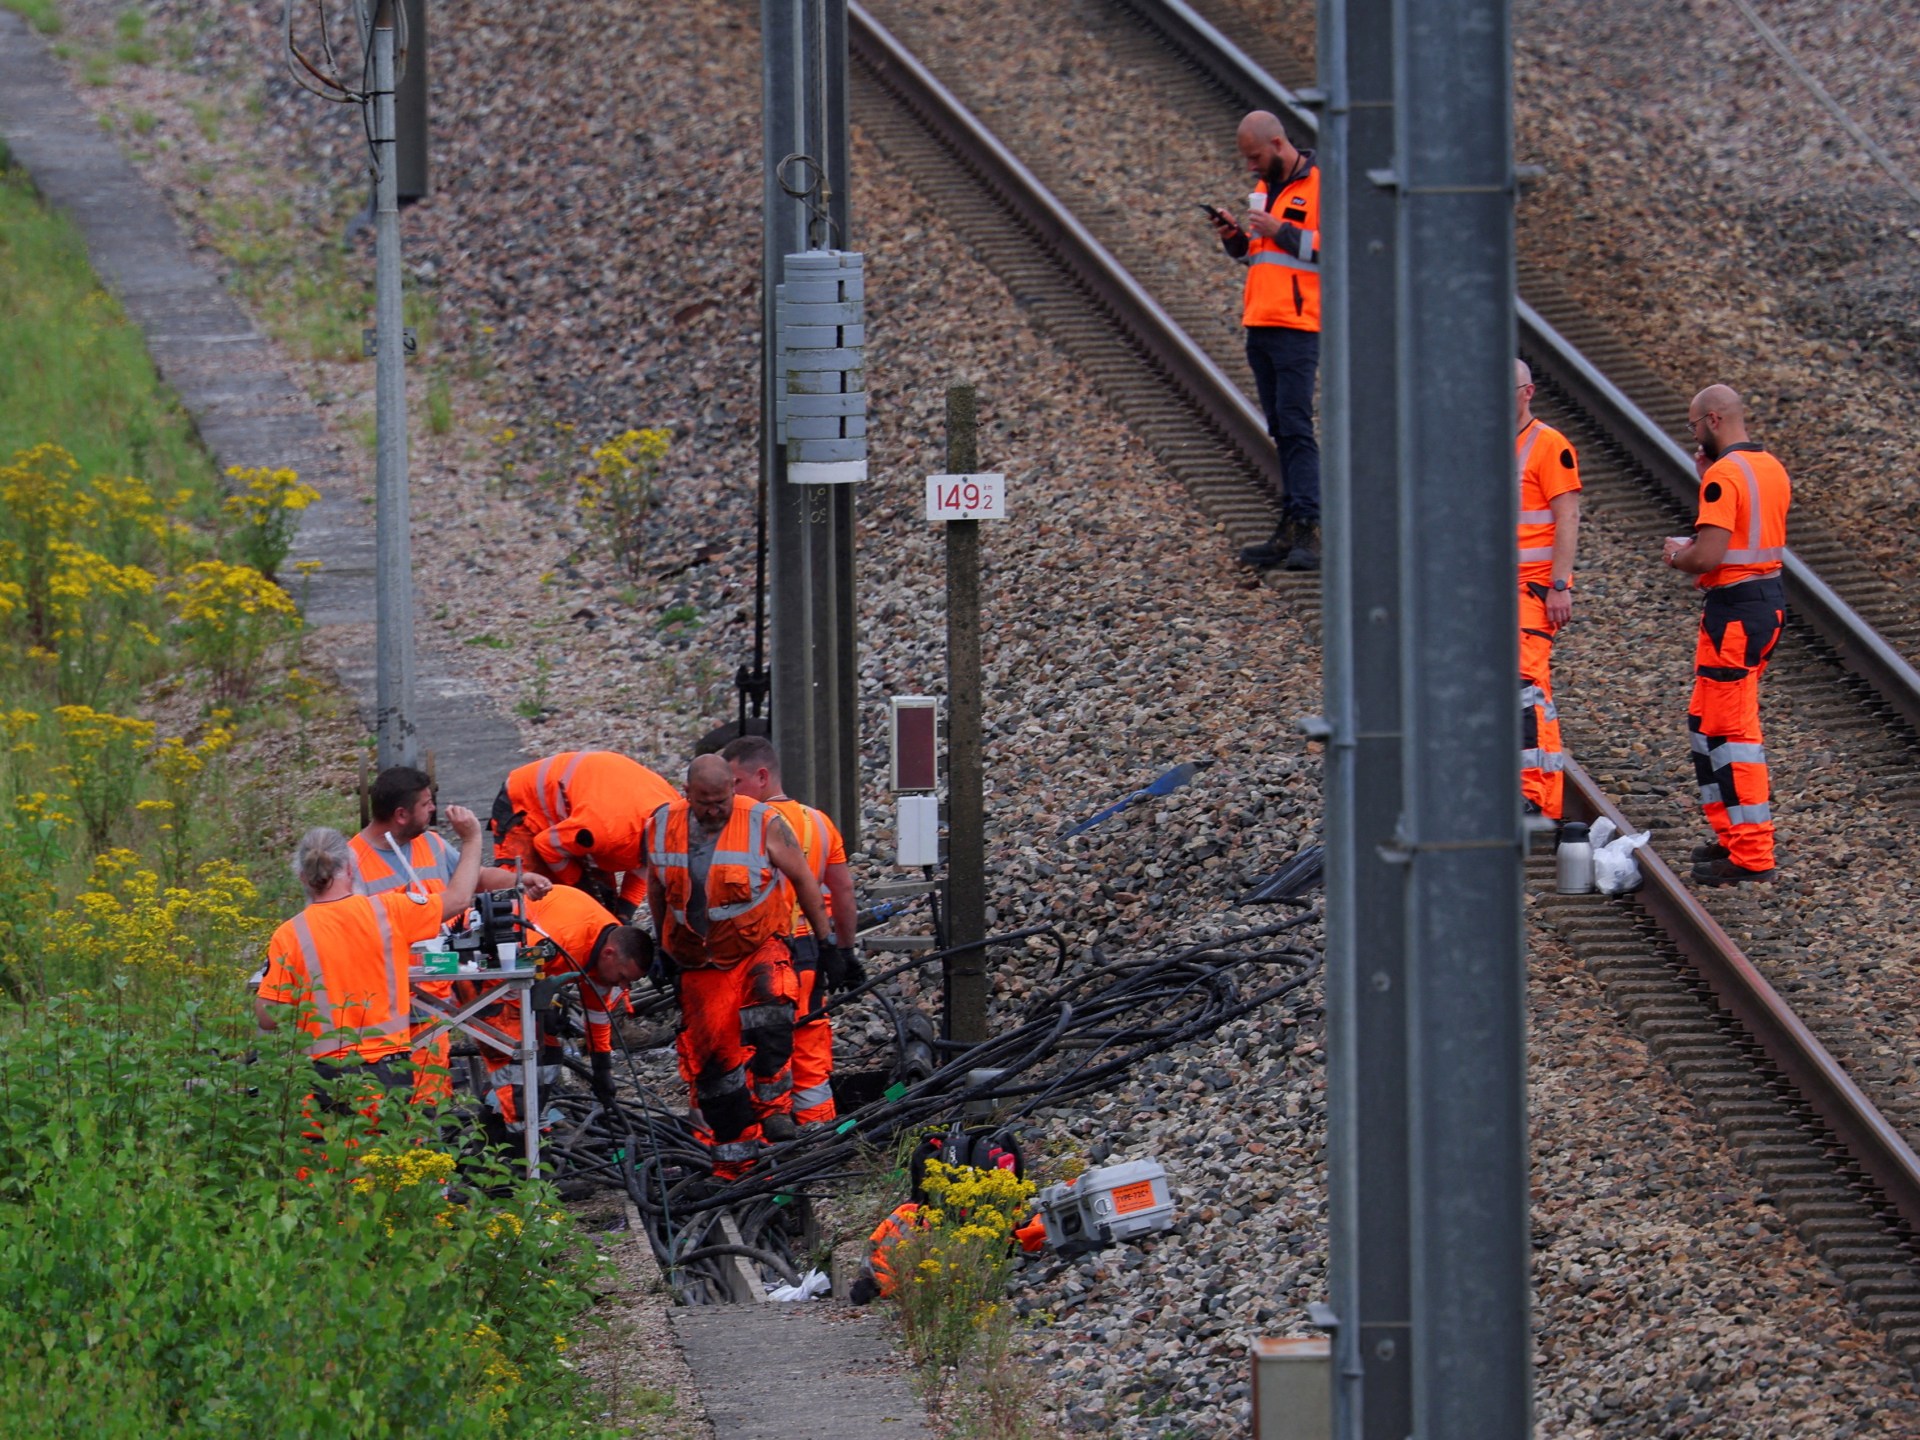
[{"xmin": 1247, "ymin": 191, "xmax": 1267, "ymax": 213}]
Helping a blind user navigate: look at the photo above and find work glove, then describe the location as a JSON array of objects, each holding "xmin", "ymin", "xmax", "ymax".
[
  {"xmin": 591, "ymin": 1051, "xmax": 618, "ymax": 1107},
  {"xmin": 823, "ymin": 946, "xmax": 866, "ymax": 996},
  {"xmin": 647, "ymin": 948, "xmax": 680, "ymax": 997}
]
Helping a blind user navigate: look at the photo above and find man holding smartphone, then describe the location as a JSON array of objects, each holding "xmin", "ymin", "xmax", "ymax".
[{"xmin": 1208, "ymin": 110, "xmax": 1322, "ymax": 573}]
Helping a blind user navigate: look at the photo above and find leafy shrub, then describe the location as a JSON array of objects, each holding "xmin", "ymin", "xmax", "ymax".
[
  {"xmin": 575, "ymin": 428, "xmax": 670, "ymax": 579},
  {"xmin": 221, "ymin": 464, "xmax": 318, "ymax": 579},
  {"xmin": 891, "ymin": 1158, "xmax": 1037, "ymax": 1370},
  {"xmin": 0, "ymin": 998, "xmax": 616, "ymax": 1438},
  {"xmin": 167, "ymin": 558, "xmax": 301, "ymax": 702}
]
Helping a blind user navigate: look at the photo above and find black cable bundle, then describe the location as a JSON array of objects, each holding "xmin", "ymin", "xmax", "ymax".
[{"xmin": 539, "ymin": 914, "xmax": 1322, "ymax": 1302}]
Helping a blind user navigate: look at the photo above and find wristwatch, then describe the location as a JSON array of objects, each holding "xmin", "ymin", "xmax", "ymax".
[{"xmin": 1551, "ymin": 579, "xmax": 1570, "ymax": 592}]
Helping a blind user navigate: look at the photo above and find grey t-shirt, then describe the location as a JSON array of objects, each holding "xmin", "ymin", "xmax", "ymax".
[{"xmin": 686, "ymin": 816, "xmax": 724, "ymax": 936}]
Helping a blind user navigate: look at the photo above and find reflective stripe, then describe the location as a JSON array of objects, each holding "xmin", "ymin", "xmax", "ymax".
[
  {"xmin": 713, "ymin": 1139, "xmax": 760, "ymax": 1161},
  {"xmin": 1540, "ymin": 701, "xmax": 1558, "ymax": 722},
  {"xmin": 1516, "ymin": 421, "xmax": 1560, "ymax": 562},
  {"xmin": 368, "ymin": 897, "xmax": 403, "ymax": 1021},
  {"xmin": 420, "ymin": 831, "xmax": 456, "ymax": 882},
  {"xmin": 1699, "ymin": 784, "xmax": 1722, "ymax": 804},
  {"xmin": 1689, "ymin": 732, "xmax": 1712, "ymax": 755},
  {"xmin": 1242, "ymin": 251, "xmax": 1317, "ymax": 274},
  {"xmin": 358, "ymin": 872, "xmax": 410, "ymax": 896},
  {"xmin": 289, "ymin": 907, "xmax": 411, "ymax": 1057},
  {"xmin": 1723, "ymin": 803, "xmax": 1773, "ymax": 826},
  {"xmin": 289, "ymin": 914, "xmax": 339, "ymax": 1055},
  {"xmin": 1708, "ymin": 741, "xmax": 1767, "ymax": 769},
  {"xmin": 1519, "ymin": 684, "xmax": 1546, "ymax": 709},
  {"xmin": 583, "ymin": 1007, "xmax": 611, "ymax": 1026},
  {"xmin": 750, "ymin": 1073, "xmax": 792, "ymax": 1101},
  {"xmin": 696, "ymin": 1064, "xmax": 749, "ymax": 1102},
  {"xmin": 739, "ymin": 1002, "xmax": 790, "ymax": 1033},
  {"xmin": 706, "ymin": 804, "xmax": 779, "ymax": 922},
  {"xmin": 1519, "ymin": 749, "xmax": 1566, "ymax": 772},
  {"xmin": 1722, "ymin": 454, "xmax": 1785, "ymax": 565},
  {"xmin": 1517, "ymin": 547, "xmax": 1555, "ymax": 562},
  {"xmin": 792, "ymin": 1082, "xmax": 833, "ymax": 1110},
  {"xmin": 651, "ymin": 802, "xmax": 686, "ymax": 867},
  {"xmin": 1517, "ymin": 510, "xmax": 1556, "ymax": 524},
  {"xmin": 553, "ymin": 751, "xmax": 590, "ymax": 820}
]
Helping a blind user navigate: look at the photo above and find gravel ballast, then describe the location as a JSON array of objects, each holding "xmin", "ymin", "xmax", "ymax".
[{"xmin": 26, "ymin": 0, "xmax": 1920, "ymax": 1433}]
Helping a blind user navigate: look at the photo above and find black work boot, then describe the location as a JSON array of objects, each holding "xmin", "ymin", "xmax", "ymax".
[
  {"xmin": 1690, "ymin": 838, "xmax": 1729, "ymax": 865},
  {"xmin": 1239, "ymin": 517, "xmax": 1295, "ymax": 570},
  {"xmin": 1283, "ymin": 522, "xmax": 1320, "ymax": 571}
]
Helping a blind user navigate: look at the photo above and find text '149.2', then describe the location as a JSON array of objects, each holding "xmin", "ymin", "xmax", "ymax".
[{"xmin": 925, "ymin": 473, "xmax": 1008, "ymax": 521}]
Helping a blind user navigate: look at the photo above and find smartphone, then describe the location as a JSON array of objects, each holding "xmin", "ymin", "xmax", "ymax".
[{"xmin": 1196, "ymin": 202, "xmax": 1231, "ymax": 224}]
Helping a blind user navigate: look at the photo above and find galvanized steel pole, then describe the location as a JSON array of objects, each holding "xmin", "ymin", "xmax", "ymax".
[
  {"xmin": 370, "ymin": 0, "xmax": 417, "ymax": 767},
  {"xmin": 1394, "ymin": 0, "xmax": 1532, "ymax": 1432},
  {"xmin": 765, "ymin": 0, "xmax": 861, "ymax": 846},
  {"xmin": 1318, "ymin": 0, "xmax": 1411, "ymax": 1428}
]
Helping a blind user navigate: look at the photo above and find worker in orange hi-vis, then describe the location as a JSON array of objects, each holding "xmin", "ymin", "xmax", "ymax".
[
  {"xmin": 348, "ymin": 764, "xmax": 553, "ymax": 1106},
  {"xmin": 1663, "ymin": 383, "xmax": 1791, "ymax": 886},
  {"xmin": 489, "ymin": 751, "xmax": 677, "ymax": 918},
  {"xmin": 720, "ymin": 734, "xmax": 863, "ymax": 1129},
  {"xmin": 647, "ymin": 754, "xmax": 833, "ymax": 1179},
  {"xmin": 1513, "ymin": 359, "xmax": 1582, "ymax": 822},
  {"xmin": 255, "ymin": 812, "xmax": 485, "ymax": 1120},
  {"xmin": 472, "ymin": 883, "xmax": 651, "ymax": 1136}
]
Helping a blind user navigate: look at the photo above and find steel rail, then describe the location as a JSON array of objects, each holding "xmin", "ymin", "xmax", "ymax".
[
  {"xmin": 1564, "ymin": 760, "xmax": 1920, "ymax": 1235},
  {"xmin": 1108, "ymin": 0, "xmax": 1920, "ymax": 1235},
  {"xmin": 847, "ymin": 1, "xmax": 1283, "ymax": 495}
]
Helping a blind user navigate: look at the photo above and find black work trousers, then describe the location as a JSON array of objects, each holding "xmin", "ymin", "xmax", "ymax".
[{"xmin": 1245, "ymin": 324, "xmax": 1322, "ymax": 525}]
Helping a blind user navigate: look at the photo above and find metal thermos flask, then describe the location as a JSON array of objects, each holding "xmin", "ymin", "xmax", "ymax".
[{"xmin": 1555, "ymin": 821, "xmax": 1594, "ymax": 894}]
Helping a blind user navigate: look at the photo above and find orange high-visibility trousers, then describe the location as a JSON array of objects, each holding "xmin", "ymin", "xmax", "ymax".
[
  {"xmin": 1518, "ymin": 582, "xmax": 1566, "ymax": 819},
  {"xmin": 1689, "ymin": 578, "xmax": 1785, "ymax": 871},
  {"xmin": 788, "ymin": 942, "xmax": 836, "ymax": 1126},
  {"xmin": 677, "ymin": 937, "xmax": 797, "ymax": 1177}
]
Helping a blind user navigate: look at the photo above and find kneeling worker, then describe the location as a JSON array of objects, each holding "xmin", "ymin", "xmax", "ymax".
[
  {"xmin": 255, "ymin": 807, "xmax": 485, "ymax": 1105},
  {"xmin": 491, "ymin": 750, "xmax": 677, "ymax": 917},
  {"xmin": 647, "ymin": 754, "xmax": 832, "ymax": 1176},
  {"xmin": 722, "ymin": 734, "xmax": 862, "ymax": 1128},
  {"xmin": 474, "ymin": 883, "xmax": 651, "ymax": 1134}
]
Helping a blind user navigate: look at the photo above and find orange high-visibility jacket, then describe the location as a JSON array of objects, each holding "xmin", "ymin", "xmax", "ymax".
[
  {"xmin": 349, "ymin": 830, "xmax": 458, "ymax": 897},
  {"xmin": 1242, "ymin": 159, "xmax": 1321, "ymax": 332},
  {"xmin": 867, "ymin": 1202, "xmax": 925, "ymax": 1298},
  {"xmin": 260, "ymin": 893, "xmax": 444, "ymax": 1060},
  {"xmin": 520, "ymin": 884, "xmax": 626, "ymax": 1055},
  {"xmin": 649, "ymin": 796, "xmax": 791, "ymax": 968},
  {"xmin": 500, "ymin": 751, "xmax": 677, "ymax": 882},
  {"xmin": 1515, "ymin": 418, "xmax": 1581, "ymax": 584},
  {"xmin": 1695, "ymin": 446, "xmax": 1791, "ymax": 591},
  {"xmin": 766, "ymin": 798, "xmax": 845, "ymax": 941}
]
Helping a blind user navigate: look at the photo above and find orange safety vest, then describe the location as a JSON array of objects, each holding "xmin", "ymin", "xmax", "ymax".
[
  {"xmin": 1696, "ymin": 446, "xmax": 1790, "ymax": 591},
  {"xmin": 502, "ymin": 751, "xmax": 677, "ymax": 876},
  {"xmin": 867, "ymin": 1202, "xmax": 925, "ymax": 1297},
  {"xmin": 649, "ymin": 796, "xmax": 790, "ymax": 967},
  {"xmin": 520, "ymin": 884, "xmax": 625, "ymax": 1054},
  {"xmin": 1241, "ymin": 157, "xmax": 1321, "ymax": 332},
  {"xmin": 1515, "ymin": 418, "xmax": 1581, "ymax": 583},
  {"xmin": 766, "ymin": 797, "xmax": 843, "ymax": 940},
  {"xmin": 261, "ymin": 893, "xmax": 442, "ymax": 1060},
  {"xmin": 349, "ymin": 830, "xmax": 457, "ymax": 897}
]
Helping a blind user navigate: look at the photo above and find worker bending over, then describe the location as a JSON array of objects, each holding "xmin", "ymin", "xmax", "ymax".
[
  {"xmin": 350, "ymin": 764, "xmax": 552, "ymax": 1104},
  {"xmin": 1514, "ymin": 360, "xmax": 1581, "ymax": 820},
  {"xmin": 722, "ymin": 734, "xmax": 864, "ymax": 1128},
  {"xmin": 255, "ymin": 808, "xmax": 484, "ymax": 1108},
  {"xmin": 647, "ymin": 754, "xmax": 832, "ymax": 1176},
  {"xmin": 1663, "ymin": 383, "xmax": 1790, "ymax": 885},
  {"xmin": 490, "ymin": 750, "xmax": 677, "ymax": 917},
  {"xmin": 473, "ymin": 884, "xmax": 650, "ymax": 1136}
]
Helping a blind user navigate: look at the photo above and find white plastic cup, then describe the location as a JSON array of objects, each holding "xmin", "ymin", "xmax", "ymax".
[{"xmin": 1247, "ymin": 190, "xmax": 1267, "ymax": 213}]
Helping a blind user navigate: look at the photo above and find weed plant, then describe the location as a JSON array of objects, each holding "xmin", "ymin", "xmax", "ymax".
[{"xmin": 0, "ymin": 998, "xmax": 614, "ymax": 1438}]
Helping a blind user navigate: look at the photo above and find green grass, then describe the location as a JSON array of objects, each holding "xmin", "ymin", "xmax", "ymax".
[
  {"xmin": 0, "ymin": 160, "xmax": 213, "ymax": 497},
  {"xmin": 428, "ymin": 367, "xmax": 454, "ymax": 434},
  {"xmin": 129, "ymin": 108, "xmax": 156, "ymax": 136},
  {"xmin": 0, "ymin": 0, "xmax": 61, "ymax": 35}
]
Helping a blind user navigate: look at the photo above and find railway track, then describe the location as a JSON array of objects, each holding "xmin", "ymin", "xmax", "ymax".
[{"xmin": 847, "ymin": 0, "xmax": 1920, "ymax": 1370}]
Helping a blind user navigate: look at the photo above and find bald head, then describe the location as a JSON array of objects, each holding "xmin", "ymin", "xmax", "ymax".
[
  {"xmin": 1688, "ymin": 384, "xmax": 1749, "ymax": 460},
  {"xmin": 1515, "ymin": 359, "xmax": 1532, "ymax": 388},
  {"xmin": 1516, "ymin": 358, "xmax": 1536, "ymax": 427},
  {"xmin": 686, "ymin": 753, "xmax": 736, "ymax": 830},
  {"xmin": 1236, "ymin": 110, "xmax": 1298, "ymax": 185}
]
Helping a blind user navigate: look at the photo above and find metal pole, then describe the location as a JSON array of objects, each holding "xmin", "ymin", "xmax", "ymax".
[
  {"xmin": 766, "ymin": 0, "xmax": 860, "ymax": 841},
  {"xmin": 370, "ymin": 0, "xmax": 416, "ymax": 767},
  {"xmin": 943, "ymin": 384, "xmax": 986, "ymax": 1044},
  {"xmin": 1393, "ymin": 0, "xmax": 1530, "ymax": 1430},
  {"xmin": 1319, "ymin": 0, "xmax": 1410, "ymax": 1429},
  {"xmin": 521, "ymin": 986, "xmax": 540, "ymax": 1179}
]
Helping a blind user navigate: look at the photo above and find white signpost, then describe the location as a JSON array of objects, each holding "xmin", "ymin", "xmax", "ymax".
[{"xmin": 925, "ymin": 472, "xmax": 1007, "ymax": 521}]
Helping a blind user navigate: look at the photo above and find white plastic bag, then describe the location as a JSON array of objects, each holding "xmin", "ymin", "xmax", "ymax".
[
  {"xmin": 767, "ymin": 1268, "xmax": 831, "ymax": 1302},
  {"xmin": 1590, "ymin": 821, "xmax": 1650, "ymax": 895}
]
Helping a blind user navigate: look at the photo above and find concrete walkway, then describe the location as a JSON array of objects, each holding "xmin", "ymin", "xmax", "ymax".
[
  {"xmin": 672, "ymin": 1304, "xmax": 933, "ymax": 1439},
  {"xmin": 0, "ymin": 11, "xmax": 523, "ymax": 811}
]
